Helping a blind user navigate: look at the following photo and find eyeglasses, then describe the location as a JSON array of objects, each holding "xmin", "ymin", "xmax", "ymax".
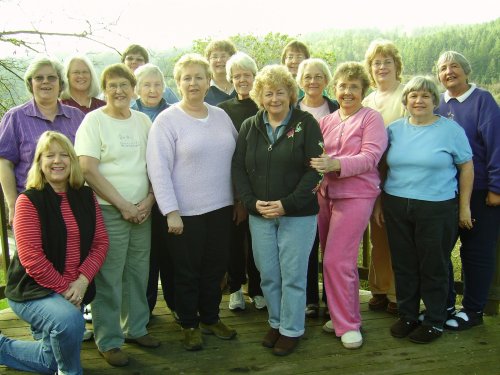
[
  {"xmin": 336, "ymin": 84, "xmax": 362, "ymax": 93},
  {"xmin": 372, "ymin": 59, "xmax": 394, "ymax": 68},
  {"xmin": 32, "ymin": 75, "xmax": 59, "ymax": 83},
  {"xmin": 106, "ymin": 82, "xmax": 131, "ymax": 92},
  {"xmin": 303, "ymin": 75, "xmax": 325, "ymax": 83},
  {"xmin": 210, "ymin": 54, "xmax": 229, "ymax": 61},
  {"xmin": 232, "ymin": 73, "xmax": 253, "ymax": 81},
  {"xmin": 70, "ymin": 70, "xmax": 90, "ymax": 76},
  {"xmin": 286, "ymin": 54, "xmax": 305, "ymax": 62}
]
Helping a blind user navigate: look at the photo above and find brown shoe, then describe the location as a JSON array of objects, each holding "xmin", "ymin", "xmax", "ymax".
[
  {"xmin": 368, "ymin": 294, "xmax": 389, "ymax": 311},
  {"xmin": 386, "ymin": 302, "xmax": 398, "ymax": 315},
  {"xmin": 272, "ymin": 335, "xmax": 299, "ymax": 356},
  {"xmin": 262, "ymin": 328, "xmax": 280, "ymax": 348},
  {"xmin": 200, "ymin": 320, "xmax": 237, "ymax": 340},
  {"xmin": 125, "ymin": 334, "xmax": 160, "ymax": 348},
  {"xmin": 182, "ymin": 327, "xmax": 203, "ymax": 351},
  {"xmin": 99, "ymin": 348, "xmax": 129, "ymax": 367}
]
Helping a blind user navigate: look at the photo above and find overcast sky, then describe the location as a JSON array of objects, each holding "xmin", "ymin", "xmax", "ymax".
[{"xmin": 1, "ymin": 0, "xmax": 498, "ymax": 56}]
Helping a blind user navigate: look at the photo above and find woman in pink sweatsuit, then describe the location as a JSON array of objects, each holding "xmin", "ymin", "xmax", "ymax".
[{"xmin": 310, "ymin": 62, "xmax": 387, "ymax": 349}]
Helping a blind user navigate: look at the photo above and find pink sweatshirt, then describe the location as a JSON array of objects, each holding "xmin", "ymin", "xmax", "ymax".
[{"xmin": 318, "ymin": 107, "xmax": 387, "ymax": 199}]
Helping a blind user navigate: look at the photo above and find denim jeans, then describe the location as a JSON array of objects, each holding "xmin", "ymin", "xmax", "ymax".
[
  {"xmin": 1, "ymin": 293, "xmax": 84, "ymax": 374},
  {"xmin": 249, "ymin": 214, "xmax": 317, "ymax": 337}
]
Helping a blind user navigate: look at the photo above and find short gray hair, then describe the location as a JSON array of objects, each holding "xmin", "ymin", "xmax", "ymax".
[
  {"xmin": 61, "ymin": 54, "xmax": 101, "ymax": 99},
  {"xmin": 134, "ymin": 63, "xmax": 165, "ymax": 94},
  {"xmin": 226, "ymin": 52, "xmax": 258, "ymax": 82},
  {"xmin": 296, "ymin": 58, "xmax": 333, "ymax": 89},
  {"xmin": 436, "ymin": 51, "xmax": 472, "ymax": 78},
  {"xmin": 401, "ymin": 76, "xmax": 440, "ymax": 108},
  {"xmin": 24, "ymin": 56, "xmax": 65, "ymax": 96}
]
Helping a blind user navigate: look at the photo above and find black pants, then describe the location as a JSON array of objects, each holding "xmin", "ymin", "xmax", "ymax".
[
  {"xmin": 147, "ymin": 204, "xmax": 175, "ymax": 313},
  {"xmin": 168, "ymin": 206, "xmax": 232, "ymax": 328},
  {"xmin": 382, "ymin": 193, "xmax": 458, "ymax": 328},
  {"xmin": 306, "ymin": 230, "xmax": 327, "ymax": 305},
  {"xmin": 228, "ymin": 219, "xmax": 262, "ymax": 297},
  {"xmin": 448, "ymin": 190, "xmax": 500, "ymax": 312}
]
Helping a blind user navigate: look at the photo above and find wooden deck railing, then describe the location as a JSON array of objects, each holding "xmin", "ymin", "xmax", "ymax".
[{"xmin": 0, "ymin": 185, "xmax": 498, "ymax": 314}]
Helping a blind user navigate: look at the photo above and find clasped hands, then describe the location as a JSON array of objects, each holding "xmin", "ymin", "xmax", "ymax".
[
  {"xmin": 62, "ymin": 274, "xmax": 89, "ymax": 308},
  {"xmin": 256, "ymin": 200, "xmax": 285, "ymax": 219}
]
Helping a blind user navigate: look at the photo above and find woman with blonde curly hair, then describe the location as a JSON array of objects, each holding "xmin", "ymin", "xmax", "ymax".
[{"xmin": 232, "ymin": 64, "xmax": 323, "ymax": 356}]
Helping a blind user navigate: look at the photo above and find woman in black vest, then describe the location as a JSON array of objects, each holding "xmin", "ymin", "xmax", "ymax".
[{"xmin": 0, "ymin": 131, "xmax": 109, "ymax": 375}]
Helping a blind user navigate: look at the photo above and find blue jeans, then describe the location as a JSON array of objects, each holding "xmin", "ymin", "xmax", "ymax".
[
  {"xmin": 1, "ymin": 293, "xmax": 84, "ymax": 374},
  {"xmin": 249, "ymin": 214, "xmax": 317, "ymax": 337}
]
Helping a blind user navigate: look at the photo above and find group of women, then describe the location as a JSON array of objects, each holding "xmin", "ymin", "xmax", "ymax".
[{"xmin": 0, "ymin": 37, "xmax": 498, "ymax": 374}]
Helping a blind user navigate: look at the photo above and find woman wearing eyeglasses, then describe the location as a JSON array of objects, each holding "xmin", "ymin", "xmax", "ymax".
[
  {"xmin": 75, "ymin": 63, "xmax": 159, "ymax": 367},
  {"xmin": 296, "ymin": 58, "xmax": 339, "ymax": 319},
  {"xmin": 362, "ymin": 40, "xmax": 406, "ymax": 315},
  {"xmin": 310, "ymin": 62, "xmax": 387, "ymax": 349},
  {"xmin": 204, "ymin": 39, "xmax": 237, "ymax": 105},
  {"xmin": 0, "ymin": 56, "xmax": 85, "ymax": 227},
  {"xmin": 61, "ymin": 54, "xmax": 105, "ymax": 114}
]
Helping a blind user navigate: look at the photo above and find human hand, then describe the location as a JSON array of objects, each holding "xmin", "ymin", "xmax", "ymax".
[
  {"xmin": 233, "ymin": 201, "xmax": 248, "ymax": 225},
  {"xmin": 136, "ymin": 195, "xmax": 154, "ymax": 224},
  {"xmin": 459, "ymin": 205, "xmax": 473, "ymax": 230},
  {"xmin": 371, "ymin": 197, "xmax": 385, "ymax": 227},
  {"xmin": 167, "ymin": 211, "xmax": 184, "ymax": 235},
  {"xmin": 63, "ymin": 275, "xmax": 89, "ymax": 308},
  {"xmin": 256, "ymin": 200, "xmax": 285, "ymax": 218},
  {"xmin": 486, "ymin": 191, "xmax": 500, "ymax": 206},
  {"xmin": 310, "ymin": 154, "xmax": 340, "ymax": 174},
  {"xmin": 119, "ymin": 202, "xmax": 141, "ymax": 223}
]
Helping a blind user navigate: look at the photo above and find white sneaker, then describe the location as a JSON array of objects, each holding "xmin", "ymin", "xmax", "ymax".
[
  {"xmin": 251, "ymin": 295, "xmax": 267, "ymax": 310},
  {"xmin": 229, "ymin": 289, "xmax": 245, "ymax": 310},
  {"xmin": 341, "ymin": 330, "xmax": 363, "ymax": 349},
  {"xmin": 322, "ymin": 320, "xmax": 335, "ymax": 333},
  {"xmin": 83, "ymin": 305, "xmax": 92, "ymax": 323}
]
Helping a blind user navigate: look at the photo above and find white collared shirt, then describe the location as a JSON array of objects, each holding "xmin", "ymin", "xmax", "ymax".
[{"xmin": 443, "ymin": 83, "xmax": 477, "ymax": 103}]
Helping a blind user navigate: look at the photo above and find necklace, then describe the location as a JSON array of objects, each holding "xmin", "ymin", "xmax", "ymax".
[
  {"xmin": 71, "ymin": 95, "xmax": 92, "ymax": 108},
  {"xmin": 339, "ymin": 106, "xmax": 362, "ymax": 122}
]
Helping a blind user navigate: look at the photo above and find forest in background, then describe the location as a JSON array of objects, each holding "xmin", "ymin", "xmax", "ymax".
[{"xmin": 1, "ymin": 18, "xmax": 498, "ymax": 116}]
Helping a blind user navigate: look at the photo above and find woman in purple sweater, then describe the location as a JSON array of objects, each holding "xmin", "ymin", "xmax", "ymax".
[
  {"xmin": 435, "ymin": 51, "xmax": 500, "ymax": 330},
  {"xmin": 146, "ymin": 53, "xmax": 238, "ymax": 351}
]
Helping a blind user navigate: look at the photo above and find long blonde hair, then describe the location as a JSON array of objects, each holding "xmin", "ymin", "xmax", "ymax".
[{"xmin": 25, "ymin": 131, "xmax": 84, "ymax": 190}]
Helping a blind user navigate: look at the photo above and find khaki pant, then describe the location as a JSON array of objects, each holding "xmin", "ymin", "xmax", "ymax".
[
  {"xmin": 368, "ymin": 217, "xmax": 396, "ymax": 302},
  {"xmin": 92, "ymin": 205, "xmax": 151, "ymax": 352}
]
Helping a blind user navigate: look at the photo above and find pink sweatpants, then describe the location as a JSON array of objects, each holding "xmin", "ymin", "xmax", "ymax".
[{"xmin": 318, "ymin": 194, "xmax": 376, "ymax": 336}]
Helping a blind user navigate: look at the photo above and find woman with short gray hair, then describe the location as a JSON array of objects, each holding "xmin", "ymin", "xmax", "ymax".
[
  {"xmin": 435, "ymin": 50, "xmax": 500, "ymax": 331},
  {"xmin": 0, "ymin": 56, "xmax": 84, "ymax": 226}
]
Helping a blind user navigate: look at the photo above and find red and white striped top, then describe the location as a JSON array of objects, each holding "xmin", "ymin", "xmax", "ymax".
[{"xmin": 13, "ymin": 192, "xmax": 109, "ymax": 294}]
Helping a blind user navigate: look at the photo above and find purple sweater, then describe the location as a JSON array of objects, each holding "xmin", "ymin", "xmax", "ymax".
[
  {"xmin": 0, "ymin": 99, "xmax": 85, "ymax": 192},
  {"xmin": 436, "ymin": 87, "xmax": 500, "ymax": 193},
  {"xmin": 146, "ymin": 104, "xmax": 237, "ymax": 216},
  {"xmin": 318, "ymin": 107, "xmax": 387, "ymax": 199}
]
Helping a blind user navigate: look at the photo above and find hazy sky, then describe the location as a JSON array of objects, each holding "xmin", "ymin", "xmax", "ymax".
[{"xmin": 1, "ymin": 0, "xmax": 498, "ymax": 56}]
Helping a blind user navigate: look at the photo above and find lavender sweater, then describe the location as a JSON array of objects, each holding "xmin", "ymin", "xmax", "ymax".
[{"xmin": 147, "ymin": 104, "xmax": 237, "ymax": 216}]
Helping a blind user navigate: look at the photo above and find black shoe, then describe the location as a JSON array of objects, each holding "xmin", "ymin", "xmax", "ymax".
[
  {"xmin": 390, "ymin": 319, "xmax": 419, "ymax": 338},
  {"xmin": 305, "ymin": 304, "xmax": 319, "ymax": 318},
  {"xmin": 444, "ymin": 309, "xmax": 483, "ymax": 331},
  {"xmin": 408, "ymin": 325, "xmax": 442, "ymax": 344}
]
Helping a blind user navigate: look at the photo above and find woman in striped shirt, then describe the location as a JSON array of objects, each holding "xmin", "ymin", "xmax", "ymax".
[{"xmin": 0, "ymin": 131, "xmax": 109, "ymax": 375}]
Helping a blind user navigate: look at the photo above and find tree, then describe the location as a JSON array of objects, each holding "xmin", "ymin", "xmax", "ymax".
[{"xmin": 0, "ymin": 20, "xmax": 120, "ymax": 116}]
